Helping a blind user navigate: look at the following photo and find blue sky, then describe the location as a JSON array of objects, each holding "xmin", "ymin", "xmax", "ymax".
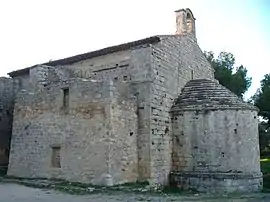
[{"xmin": 0, "ymin": 0, "xmax": 269, "ymax": 99}]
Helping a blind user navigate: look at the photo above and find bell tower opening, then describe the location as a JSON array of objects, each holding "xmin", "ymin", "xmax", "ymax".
[{"xmin": 175, "ymin": 8, "xmax": 196, "ymax": 37}]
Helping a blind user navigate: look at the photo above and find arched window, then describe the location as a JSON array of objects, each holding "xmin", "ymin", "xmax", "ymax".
[
  {"xmin": 186, "ymin": 11, "xmax": 194, "ymax": 34},
  {"xmin": 186, "ymin": 12, "xmax": 191, "ymax": 20}
]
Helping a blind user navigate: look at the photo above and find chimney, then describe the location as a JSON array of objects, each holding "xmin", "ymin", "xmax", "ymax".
[{"xmin": 175, "ymin": 8, "xmax": 196, "ymax": 37}]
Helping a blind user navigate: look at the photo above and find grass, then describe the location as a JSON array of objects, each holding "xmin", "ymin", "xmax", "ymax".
[{"xmin": 261, "ymin": 158, "xmax": 270, "ymax": 190}]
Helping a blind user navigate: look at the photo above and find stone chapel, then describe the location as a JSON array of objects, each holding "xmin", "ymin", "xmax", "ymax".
[{"xmin": 0, "ymin": 8, "xmax": 262, "ymax": 193}]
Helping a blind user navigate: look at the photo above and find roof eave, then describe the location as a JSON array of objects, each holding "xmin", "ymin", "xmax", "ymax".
[
  {"xmin": 8, "ymin": 67, "xmax": 30, "ymax": 78},
  {"xmin": 8, "ymin": 36, "xmax": 161, "ymax": 77}
]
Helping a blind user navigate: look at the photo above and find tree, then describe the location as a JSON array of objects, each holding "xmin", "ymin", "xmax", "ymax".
[
  {"xmin": 259, "ymin": 121, "xmax": 270, "ymax": 156},
  {"xmin": 204, "ymin": 51, "xmax": 252, "ymax": 98},
  {"xmin": 251, "ymin": 74, "xmax": 270, "ymax": 156},
  {"xmin": 252, "ymin": 74, "xmax": 270, "ymax": 124}
]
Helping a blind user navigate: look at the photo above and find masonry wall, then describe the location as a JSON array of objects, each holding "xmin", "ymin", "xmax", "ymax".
[
  {"xmin": 109, "ymin": 90, "xmax": 138, "ymax": 184},
  {"xmin": 8, "ymin": 35, "xmax": 215, "ymax": 185},
  {"xmin": 15, "ymin": 73, "xmax": 30, "ymax": 90},
  {"xmin": 172, "ymin": 109, "xmax": 260, "ymax": 173},
  {"xmin": 59, "ymin": 46, "xmax": 154, "ymax": 182},
  {"xmin": 62, "ymin": 46, "xmax": 152, "ymax": 84},
  {"xmin": 171, "ymin": 109, "xmax": 262, "ymax": 192},
  {"xmin": 9, "ymin": 45, "xmax": 154, "ymax": 182},
  {"xmin": 149, "ymin": 35, "xmax": 214, "ymax": 185},
  {"xmin": 0, "ymin": 77, "xmax": 18, "ymax": 166},
  {"xmin": 8, "ymin": 77, "xmax": 138, "ymax": 185}
]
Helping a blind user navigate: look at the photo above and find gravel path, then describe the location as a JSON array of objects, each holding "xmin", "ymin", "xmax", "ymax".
[{"xmin": 1, "ymin": 183, "xmax": 270, "ymax": 202}]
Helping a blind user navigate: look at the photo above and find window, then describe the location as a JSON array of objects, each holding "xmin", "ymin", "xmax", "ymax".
[
  {"xmin": 191, "ymin": 70, "xmax": 194, "ymax": 79},
  {"xmin": 51, "ymin": 146, "xmax": 61, "ymax": 168},
  {"xmin": 63, "ymin": 88, "xmax": 69, "ymax": 110},
  {"xmin": 186, "ymin": 12, "xmax": 192, "ymax": 19}
]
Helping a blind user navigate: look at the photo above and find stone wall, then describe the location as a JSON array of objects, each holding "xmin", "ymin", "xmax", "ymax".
[
  {"xmin": 16, "ymin": 73, "xmax": 30, "ymax": 90},
  {"xmin": 170, "ymin": 79, "xmax": 262, "ymax": 193},
  {"xmin": 8, "ymin": 35, "xmax": 215, "ymax": 186},
  {"xmin": 171, "ymin": 109, "xmax": 262, "ymax": 192},
  {"xmin": 56, "ymin": 46, "xmax": 154, "ymax": 182},
  {"xmin": 61, "ymin": 46, "xmax": 152, "ymax": 83},
  {"xmin": 109, "ymin": 89, "xmax": 138, "ymax": 184},
  {"xmin": 0, "ymin": 77, "xmax": 19, "ymax": 166},
  {"xmin": 172, "ymin": 109, "xmax": 260, "ymax": 172},
  {"xmin": 58, "ymin": 37, "xmax": 214, "ymax": 185},
  {"xmin": 148, "ymin": 35, "xmax": 214, "ymax": 185},
  {"xmin": 8, "ymin": 73, "xmax": 138, "ymax": 185}
]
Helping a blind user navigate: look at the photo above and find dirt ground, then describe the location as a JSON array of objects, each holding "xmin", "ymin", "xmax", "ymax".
[{"xmin": 2, "ymin": 183, "xmax": 270, "ymax": 202}]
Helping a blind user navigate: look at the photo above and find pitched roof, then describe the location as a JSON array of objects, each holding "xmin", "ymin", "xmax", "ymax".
[
  {"xmin": 172, "ymin": 79, "xmax": 257, "ymax": 111},
  {"xmin": 8, "ymin": 36, "xmax": 161, "ymax": 77}
]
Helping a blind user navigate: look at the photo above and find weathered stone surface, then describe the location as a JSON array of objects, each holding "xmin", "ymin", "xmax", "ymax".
[
  {"xmin": 175, "ymin": 8, "xmax": 196, "ymax": 37},
  {"xmin": 0, "ymin": 77, "xmax": 19, "ymax": 166},
  {"xmin": 3, "ymin": 8, "xmax": 261, "ymax": 193},
  {"xmin": 148, "ymin": 35, "xmax": 214, "ymax": 185},
  {"xmin": 8, "ymin": 75, "xmax": 138, "ymax": 185},
  {"xmin": 170, "ymin": 80, "xmax": 262, "ymax": 192},
  {"xmin": 171, "ymin": 172, "xmax": 262, "ymax": 193}
]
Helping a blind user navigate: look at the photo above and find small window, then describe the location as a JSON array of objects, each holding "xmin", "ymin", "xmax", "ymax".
[
  {"xmin": 63, "ymin": 88, "xmax": 69, "ymax": 110},
  {"xmin": 51, "ymin": 146, "xmax": 61, "ymax": 168},
  {"xmin": 191, "ymin": 70, "xmax": 194, "ymax": 79},
  {"xmin": 187, "ymin": 12, "xmax": 192, "ymax": 19}
]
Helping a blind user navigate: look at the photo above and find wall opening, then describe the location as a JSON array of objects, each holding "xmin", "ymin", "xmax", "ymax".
[
  {"xmin": 62, "ymin": 88, "xmax": 69, "ymax": 111},
  {"xmin": 51, "ymin": 146, "xmax": 61, "ymax": 168},
  {"xmin": 186, "ymin": 12, "xmax": 191, "ymax": 19}
]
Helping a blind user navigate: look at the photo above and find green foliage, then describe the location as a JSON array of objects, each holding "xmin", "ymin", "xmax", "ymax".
[
  {"xmin": 251, "ymin": 74, "xmax": 270, "ymax": 156},
  {"xmin": 253, "ymin": 74, "xmax": 270, "ymax": 123},
  {"xmin": 259, "ymin": 121, "xmax": 270, "ymax": 156},
  {"xmin": 204, "ymin": 51, "xmax": 252, "ymax": 98}
]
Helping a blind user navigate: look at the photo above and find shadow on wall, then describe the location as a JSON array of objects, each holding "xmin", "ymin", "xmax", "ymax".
[
  {"xmin": 0, "ymin": 78, "xmax": 18, "ymax": 176},
  {"xmin": 0, "ymin": 148, "xmax": 9, "ymax": 175}
]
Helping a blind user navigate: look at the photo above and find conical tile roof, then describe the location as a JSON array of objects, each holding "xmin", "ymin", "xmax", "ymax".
[{"xmin": 171, "ymin": 79, "xmax": 257, "ymax": 112}]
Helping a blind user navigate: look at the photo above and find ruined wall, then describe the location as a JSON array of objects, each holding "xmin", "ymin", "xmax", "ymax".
[
  {"xmin": 0, "ymin": 77, "xmax": 18, "ymax": 166},
  {"xmin": 149, "ymin": 35, "xmax": 214, "ymax": 185},
  {"xmin": 8, "ymin": 75, "xmax": 138, "ymax": 185}
]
